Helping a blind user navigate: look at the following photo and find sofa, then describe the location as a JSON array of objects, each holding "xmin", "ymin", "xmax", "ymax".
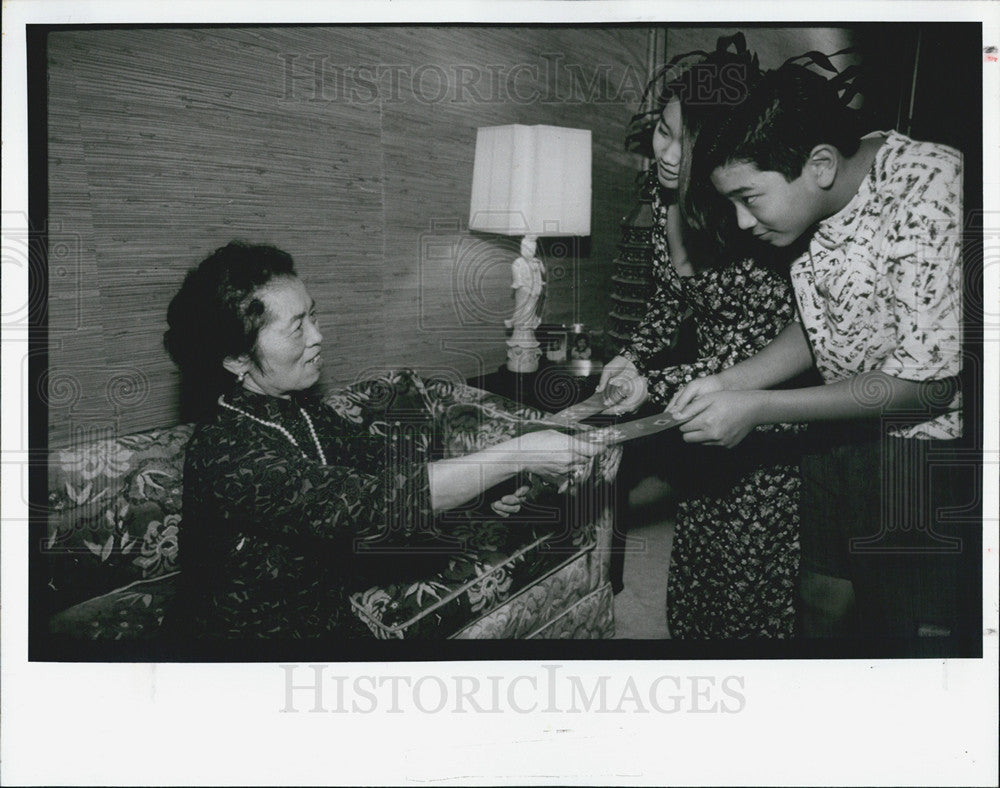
[{"xmin": 42, "ymin": 370, "xmax": 621, "ymax": 644}]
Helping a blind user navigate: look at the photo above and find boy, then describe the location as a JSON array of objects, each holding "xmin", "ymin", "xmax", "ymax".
[{"xmin": 669, "ymin": 64, "xmax": 970, "ymax": 642}]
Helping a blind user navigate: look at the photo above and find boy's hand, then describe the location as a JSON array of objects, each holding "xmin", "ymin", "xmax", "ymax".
[
  {"xmin": 491, "ymin": 484, "xmax": 533, "ymax": 517},
  {"xmin": 666, "ymin": 374, "xmax": 724, "ymax": 415},
  {"xmin": 674, "ymin": 390, "xmax": 765, "ymax": 448}
]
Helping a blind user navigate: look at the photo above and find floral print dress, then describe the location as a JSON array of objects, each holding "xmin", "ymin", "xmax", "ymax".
[
  {"xmin": 621, "ymin": 187, "xmax": 804, "ymax": 638},
  {"xmin": 178, "ymin": 385, "xmax": 437, "ymax": 639}
]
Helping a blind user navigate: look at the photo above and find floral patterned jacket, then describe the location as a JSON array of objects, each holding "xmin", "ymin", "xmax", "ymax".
[{"xmin": 178, "ymin": 384, "xmax": 437, "ymax": 639}]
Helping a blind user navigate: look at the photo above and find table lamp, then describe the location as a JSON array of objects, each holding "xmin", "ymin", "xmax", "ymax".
[{"xmin": 469, "ymin": 124, "xmax": 592, "ymax": 372}]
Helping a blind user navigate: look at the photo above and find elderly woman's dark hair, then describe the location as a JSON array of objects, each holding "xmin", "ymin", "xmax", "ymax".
[{"xmin": 164, "ymin": 241, "xmax": 296, "ymax": 419}]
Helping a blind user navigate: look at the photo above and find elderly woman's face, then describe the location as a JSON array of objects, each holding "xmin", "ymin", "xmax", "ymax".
[{"xmin": 244, "ymin": 276, "xmax": 323, "ymax": 397}]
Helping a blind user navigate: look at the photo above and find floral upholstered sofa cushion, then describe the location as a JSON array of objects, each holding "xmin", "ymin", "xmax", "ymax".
[
  {"xmin": 45, "ymin": 369, "xmax": 620, "ymax": 641},
  {"xmin": 46, "ymin": 425, "xmax": 192, "ymax": 639}
]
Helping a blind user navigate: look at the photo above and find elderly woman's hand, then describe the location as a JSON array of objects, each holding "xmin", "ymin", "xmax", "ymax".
[
  {"xmin": 501, "ymin": 428, "xmax": 605, "ymax": 492},
  {"xmin": 490, "ymin": 484, "xmax": 532, "ymax": 517},
  {"xmin": 428, "ymin": 428, "xmax": 607, "ymax": 514}
]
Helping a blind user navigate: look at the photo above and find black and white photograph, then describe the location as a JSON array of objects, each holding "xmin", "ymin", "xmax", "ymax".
[{"xmin": 2, "ymin": 2, "xmax": 997, "ymax": 785}]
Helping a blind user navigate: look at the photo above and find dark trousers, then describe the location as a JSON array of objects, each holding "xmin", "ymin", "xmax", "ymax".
[{"xmin": 800, "ymin": 427, "xmax": 981, "ymax": 644}]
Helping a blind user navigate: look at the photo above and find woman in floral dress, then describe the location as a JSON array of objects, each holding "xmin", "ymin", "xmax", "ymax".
[{"xmin": 600, "ymin": 41, "xmax": 807, "ymax": 638}]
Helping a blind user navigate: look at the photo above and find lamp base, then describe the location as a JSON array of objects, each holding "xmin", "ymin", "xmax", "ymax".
[{"xmin": 506, "ymin": 329, "xmax": 542, "ymax": 373}]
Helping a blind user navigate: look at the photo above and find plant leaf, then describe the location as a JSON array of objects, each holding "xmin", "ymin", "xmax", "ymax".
[
  {"xmin": 825, "ymin": 46, "xmax": 859, "ymax": 60},
  {"xmin": 100, "ymin": 534, "xmax": 114, "ymax": 562},
  {"xmin": 66, "ymin": 481, "xmax": 93, "ymax": 505},
  {"xmin": 841, "ymin": 86, "xmax": 862, "ymax": 107},
  {"xmin": 829, "ymin": 64, "xmax": 863, "ymax": 96},
  {"xmin": 716, "ymin": 31, "xmax": 746, "ymax": 55}
]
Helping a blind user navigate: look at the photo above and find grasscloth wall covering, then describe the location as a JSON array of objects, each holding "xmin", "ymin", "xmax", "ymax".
[{"xmin": 47, "ymin": 26, "xmax": 651, "ymax": 447}]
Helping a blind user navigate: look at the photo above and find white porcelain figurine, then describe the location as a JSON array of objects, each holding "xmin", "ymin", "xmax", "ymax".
[{"xmin": 504, "ymin": 235, "xmax": 545, "ymax": 372}]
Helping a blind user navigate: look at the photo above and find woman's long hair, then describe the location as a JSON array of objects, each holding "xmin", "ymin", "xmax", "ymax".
[{"xmin": 626, "ymin": 33, "xmax": 762, "ymax": 267}]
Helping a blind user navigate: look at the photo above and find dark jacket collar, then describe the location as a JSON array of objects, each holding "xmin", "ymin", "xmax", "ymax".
[{"xmin": 222, "ymin": 384, "xmax": 322, "ymax": 422}]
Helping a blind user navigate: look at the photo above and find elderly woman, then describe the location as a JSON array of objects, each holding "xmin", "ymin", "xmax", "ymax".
[{"xmin": 164, "ymin": 241, "xmax": 599, "ymax": 639}]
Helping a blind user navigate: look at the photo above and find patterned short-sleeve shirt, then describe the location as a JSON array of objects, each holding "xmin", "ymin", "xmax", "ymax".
[{"xmin": 790, "ymin": 131, "xmax": 963, "ymax": 440}]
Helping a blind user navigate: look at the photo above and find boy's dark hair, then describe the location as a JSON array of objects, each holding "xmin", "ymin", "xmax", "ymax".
[
  {"xmin": 163, "ymin": 241, "xmax": 296, "ymax": 420},
  {"xmin": 698, "ymin": 62, "xmax": 863, "ymax": 182}
]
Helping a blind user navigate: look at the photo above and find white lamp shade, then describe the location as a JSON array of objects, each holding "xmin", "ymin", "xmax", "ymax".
[{"xmin": 469, "ymin": 124, "xmax": 591, "ymax": 237}]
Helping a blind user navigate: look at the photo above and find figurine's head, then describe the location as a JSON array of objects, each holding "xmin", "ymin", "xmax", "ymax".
[{"xmin": 520, "ymin": 235, "xmax": 537, "ymax": 259}]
